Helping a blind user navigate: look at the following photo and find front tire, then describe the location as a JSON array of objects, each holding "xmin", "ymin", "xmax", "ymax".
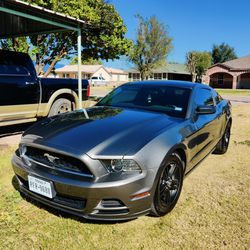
[
  {"xmin": 151, "ymin": 153, "xmax": 184, "ymax": 217},
  {"xmin": 48, "ymin": 98, "xmax": 73, "ymax": 117}
]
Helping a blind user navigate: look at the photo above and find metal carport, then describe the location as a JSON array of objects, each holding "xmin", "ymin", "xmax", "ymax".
[{"xmin": 0, "ymin": 0, "xmax": 88, "ymax": 116}]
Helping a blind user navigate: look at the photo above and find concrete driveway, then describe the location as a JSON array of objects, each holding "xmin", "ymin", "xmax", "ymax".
[
  {"xmin": 0, "ymin": 122, "xmax": 34, "ymax": 148},
  {"xmin": 224, "ymin": 96, "xmax": 250, "ymax": 104}
]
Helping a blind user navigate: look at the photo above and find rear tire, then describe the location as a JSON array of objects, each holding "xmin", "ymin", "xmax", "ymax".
[
  {"xmin": 213, "ymin": 122, "xmax": 231, "ymax": 154},
  {"xmin": 48, "ymin": 98, "xmax": 73, "ymax": 117},
  {"xmin": 151, "ymin": 153, "xmax": 184, "ymax": 217}
]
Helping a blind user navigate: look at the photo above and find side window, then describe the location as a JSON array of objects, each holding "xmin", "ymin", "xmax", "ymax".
[
  {"xmin": 0, "ymin": 53, "xmax": 31, "ymax": 76},
  {"xmin": 215, "ymin": 93, "xmax": 223, "ymax": 104},
  {"xmin": 211, "ymin": 89, "xmax": 223, "ymax": 104},
  {"xmin": 196, "ymin": 89, "xmax": 214, "ymax": 106}
]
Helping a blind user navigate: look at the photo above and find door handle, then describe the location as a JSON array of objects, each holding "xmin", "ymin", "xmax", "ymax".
[{"xmin": 25, "ymin": 82, "xmax": 35, "ymax": 85}]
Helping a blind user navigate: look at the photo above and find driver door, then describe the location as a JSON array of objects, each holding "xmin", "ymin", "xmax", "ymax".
[{"xmin": 191, "ymin": 88, "xmax": 218, "ymax": 166}]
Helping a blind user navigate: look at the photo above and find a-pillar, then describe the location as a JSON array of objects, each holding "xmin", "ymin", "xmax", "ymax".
[{"xmin": 232, "ymin": 75, "xmax": 238, "ymax": 89}]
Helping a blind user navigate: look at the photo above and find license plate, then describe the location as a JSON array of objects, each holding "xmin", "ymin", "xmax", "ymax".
[{"xmin": 28, "ymin": 176, "xmax": 54, "ymax": 199}]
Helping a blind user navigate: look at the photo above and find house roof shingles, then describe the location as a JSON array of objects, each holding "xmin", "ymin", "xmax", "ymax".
[
  {"xmin": 106, "ymin": 67, "xmax": 128, "ymax": 74},
  {"xmin": 128, "ymin": 63, "xmax": 190, "ymax": 75},
  {"xmin": 222, "ymin": 55, "xmax": 250, "ymax": 70},
  {"xmin": 208, "ymin": 55, "xmax": 250, "ymax": 71},
  {"xmin": 55, "ymin": 65, "xmax": 103, "ymax": 73},
  {"xmin": 55, "ymin": 65, "xmax": 128, "ymax": 75}
]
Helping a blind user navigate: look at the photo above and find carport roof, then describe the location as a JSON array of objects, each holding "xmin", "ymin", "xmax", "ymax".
[
  {"xmin": 0, "ymin": 0, "xmax": 90, "ymax": 113},
  {"xmin": 0, "ymin": 0, "xmax": 87, "ymax": 39}
]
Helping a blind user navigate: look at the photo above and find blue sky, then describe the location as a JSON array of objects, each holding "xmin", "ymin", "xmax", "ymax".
[{"xmin": 103, "ymin": 0, "xmax": 250, "ymax": 69}]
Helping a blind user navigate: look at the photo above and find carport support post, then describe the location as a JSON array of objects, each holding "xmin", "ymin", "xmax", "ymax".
[
  {"xmin": 77, "ymin": 28, "xmax": 89, "ymax": 119},
  {"xmin": 77, "ymin": 28, "xmax": 82, "ymax": 109}
]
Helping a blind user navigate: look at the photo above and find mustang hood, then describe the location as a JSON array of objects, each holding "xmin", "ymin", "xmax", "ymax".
[{"xmin": 22, "ymin": 106, "xmax": 178, "ymax": 157}]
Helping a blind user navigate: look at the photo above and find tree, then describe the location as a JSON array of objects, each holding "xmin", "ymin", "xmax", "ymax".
[
  {"xmin": 129, "ymin": 15, "xmax": 172, "ymax": 80},
  {"xmin": 211, "ymin": 43, "xmax": 237, "ymax": 64},
  {"xmin": 0, "ymin": 37, "xmax": 29, "ymax": 53},
  {"xmin": 195, "ymin": 52, "xmax": 212, "ymax": 82},
  {"xmin": 186, "ymin": 51, "xmax": 211, "ymax": 82},
  {"xmin": 186, "ymin": 52, "xmax": 198, "ymax": 82},
  {"xmin": 14, "ymin": 0, "xmax": 132, "ymax": 77},
  {"xmin": 70, "ymin": 57, "xmax": 102, "ymax": 65}
]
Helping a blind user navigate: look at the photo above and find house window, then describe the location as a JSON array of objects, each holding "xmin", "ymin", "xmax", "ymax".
[
  {"xmin": 81, "ymin": 73, "xmax": 91, "ymax": 79},
  {"xmin": 149, "ymin": 74, "xmax": 154, "ymax": 80},
  {"xmin": 218, "ymin": 73, "xmax": 224, "ymax": 85},
  {"xmin": 163, "ymin": 73, "xmax": 167, "ymax": 79},
  {"xmin": 154, "ymin": 73, "xmax": 162, "ymax": 80},
  {"xmin": 132, "ymin": 73, "xmax": 140, "ymax": 80}
]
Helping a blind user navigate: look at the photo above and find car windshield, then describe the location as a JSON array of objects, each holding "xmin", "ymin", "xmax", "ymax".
[{"xmin": 97, "ymin": 84, "xmax": 191, "ymax": 118}]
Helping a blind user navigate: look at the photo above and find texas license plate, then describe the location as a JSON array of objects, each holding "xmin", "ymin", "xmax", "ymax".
[{"xmin": 28, "ymin": 176, "xmax": 54, "ymax": 199}]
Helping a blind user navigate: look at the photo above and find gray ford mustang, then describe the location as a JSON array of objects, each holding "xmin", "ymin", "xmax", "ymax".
[{"xmin": 12, "ymin": 81, "xmax": 232, "ymax": 221}]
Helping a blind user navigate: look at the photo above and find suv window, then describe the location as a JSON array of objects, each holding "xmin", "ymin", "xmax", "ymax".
[
  {"xmin": 196, "ymin": 88, "xmax": 214, "ymax": 106},
  {"xmin": 0, "ymin": 56, "xmax": 30, "ymax": 75},
  {"xmin": 0, "ymin": 51, "xmax": 36, "ymax": 77}
]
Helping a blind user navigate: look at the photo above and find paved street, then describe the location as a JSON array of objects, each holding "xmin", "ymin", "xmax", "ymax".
[{"xmin": 223, "ymin": 96, "xmax": 250, "ymax": 104}]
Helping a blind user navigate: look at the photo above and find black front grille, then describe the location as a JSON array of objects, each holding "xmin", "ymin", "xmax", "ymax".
[
  {"xmin": 101, "ymin": 199, "xmax": 125, "ymax": 208},
  {"xmin": 53, "ymin": 196, "xmax": 86, "ymax": 210},
  {"xmin": 25, "ymin": 146, "xmax": 92, "ymax": 176},
  {"xmin": 96, "ymin": 209, "xmax": 129, "ymax": 215},
  {"xmin": 17, "ymin": 175, "xmax": 86, "ymax": 210}
]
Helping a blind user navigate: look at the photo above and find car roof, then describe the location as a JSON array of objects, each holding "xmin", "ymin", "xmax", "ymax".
[{"xmin": 128, "ymin": 80, "xmax": 200, "ymax": 89}]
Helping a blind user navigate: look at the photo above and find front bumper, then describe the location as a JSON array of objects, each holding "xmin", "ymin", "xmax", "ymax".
[{"xmin": 12, "ymin": 154, "xmax": 153, "ymax": 221}]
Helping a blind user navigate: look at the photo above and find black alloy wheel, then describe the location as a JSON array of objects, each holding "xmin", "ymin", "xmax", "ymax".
[
  {"xmin": 213, "ymin": 122, "xmax": 231, "ymax": 154},
  {"xmin": 222, "ymin": 123, "xmax": 231, "ymax": 150},
  {"xmin": 151, "ymin": 153, "xmax": 184, "ymax": 217}
]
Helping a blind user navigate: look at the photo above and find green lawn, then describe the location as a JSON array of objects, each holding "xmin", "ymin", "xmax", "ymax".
[
  {"xmin": 0, "ymin": 104, "xmax": 250, "ymax": 249},
  {"xmin": 216, "ymin": 88, "xmax": 250, "ymax": 96}
]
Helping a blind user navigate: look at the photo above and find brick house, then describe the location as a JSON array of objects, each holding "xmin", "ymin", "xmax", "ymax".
[{"xmin": 202, "ymin": 55, "xmax": 250, "ymax": 89}]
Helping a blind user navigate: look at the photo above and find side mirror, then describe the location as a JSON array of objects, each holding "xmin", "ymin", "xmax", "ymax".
[{"xmin": 196, "ymin": 105, "xmax": 216, "ymax": 115}]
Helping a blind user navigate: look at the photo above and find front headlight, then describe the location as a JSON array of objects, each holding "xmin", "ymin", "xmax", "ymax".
[
  {"xmin": 19, "ymin": 144, "xmax": 26, "ymax": 157},
  {"xmin": 102, "ymin": 159, "xmax": 142, "ymax": 173},
  {"xmin": 19, "ymin": 145, "xmax": 31, "ymax": 167}
]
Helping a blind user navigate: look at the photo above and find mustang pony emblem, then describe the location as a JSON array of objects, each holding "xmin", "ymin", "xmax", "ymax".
[{"xmin": 44, "ymin": 153, "xmax": 59, "ymax": 164}]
